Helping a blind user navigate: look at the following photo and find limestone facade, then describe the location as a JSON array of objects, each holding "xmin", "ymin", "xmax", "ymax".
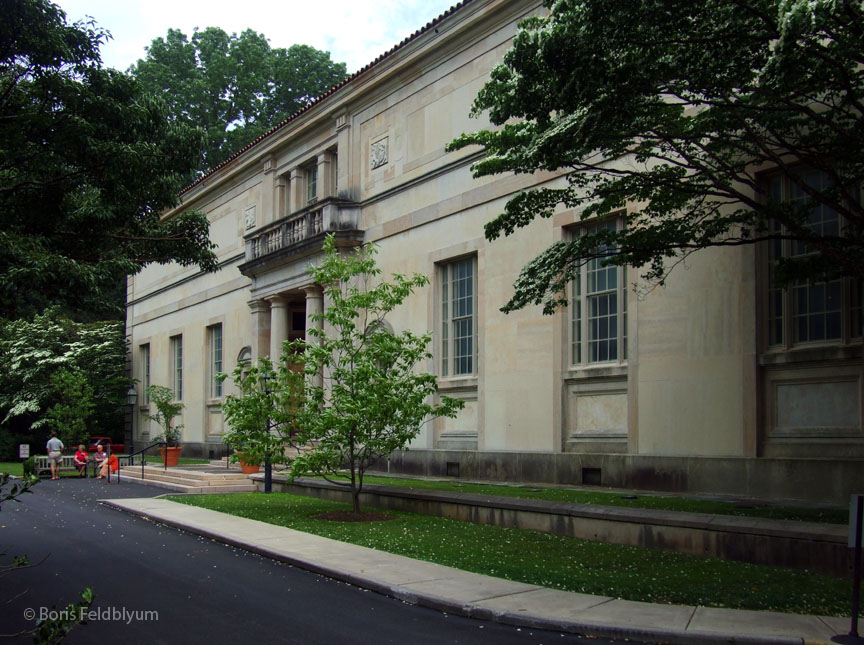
[{"xmin": 126, "ymin": 0, "xmax": 864, "ymax": 504}]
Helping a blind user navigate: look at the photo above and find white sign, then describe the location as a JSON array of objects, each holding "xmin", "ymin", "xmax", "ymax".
[{"xmin": 18, "ymin": 444, "xmax": 29, "ymax": 459}]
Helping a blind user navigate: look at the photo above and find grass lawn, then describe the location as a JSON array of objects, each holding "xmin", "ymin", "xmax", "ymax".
[
  {"xmin": 148, "ymin": 457, "xmax": 211, "ymax": 466},
  {"xmin": 345, "ymin": 474, "xmax": 848, "ymax": 524},
  {"xmin": 0, "ymin": 462, "xmax": 24, "ymax": 476},
  {"xmin": 168, "ymin": 492, "xmax": 850, "ymax": 617},
  {"xmin": 1, "ymin": 462, "xmax": 85, "ymax": 478}
]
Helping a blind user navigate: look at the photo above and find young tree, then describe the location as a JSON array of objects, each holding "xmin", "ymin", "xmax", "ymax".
[
  {"xmin": 131, "ymin": 28, "xmax": 348, "ymax": 175},
  {"xmin": 0, "ymin": 0, "xmax": 217, "ymax": 320},
  {"xmin": 219, "ymin": 356, "xmax": 289, "ymax": 469},
  {"xmin": 448, "ymin": 0, "xmax": 864, "ymax": 314},
  {"xmin": 228, "ymin": 236, "xmax": 463, "ymax": 513}
]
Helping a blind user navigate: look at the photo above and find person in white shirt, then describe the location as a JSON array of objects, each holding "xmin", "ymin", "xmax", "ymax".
[{"xmin": 46, "ymin": 432, "xmax": 64, "ymax": 480}]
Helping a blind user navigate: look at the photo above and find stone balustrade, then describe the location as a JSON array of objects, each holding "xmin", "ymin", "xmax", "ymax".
[{"xmin": 244, "ymin": 197, "xmax": 361, "ymax": 265}]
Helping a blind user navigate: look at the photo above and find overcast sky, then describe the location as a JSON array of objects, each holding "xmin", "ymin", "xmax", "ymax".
[{"xmin": 54, "ymin": 0, "xmax": 458, "ymax": 73}]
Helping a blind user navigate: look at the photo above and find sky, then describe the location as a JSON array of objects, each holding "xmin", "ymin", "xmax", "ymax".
[{"xmin": 54, "ymin": 0, "xmax": 459, "ymax": 74}]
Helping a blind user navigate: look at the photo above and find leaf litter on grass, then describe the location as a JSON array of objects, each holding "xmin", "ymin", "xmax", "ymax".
[{"xmin": 168, "ymin": 492, "xmax": 849, "ymax": 617}]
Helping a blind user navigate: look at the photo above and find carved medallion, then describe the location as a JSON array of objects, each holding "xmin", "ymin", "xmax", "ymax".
[
  {"xmin": 244, "ymin": 206, "xmax": 256, "ymax": 230},
  {"xmin": 370, "ymin": 137, "xmax": 388, "ymax": 169}
]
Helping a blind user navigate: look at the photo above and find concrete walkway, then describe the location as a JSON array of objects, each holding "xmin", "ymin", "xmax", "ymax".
[{"xmin": 101, "ymin": 497, "xmax": 852, "ymax": 645}]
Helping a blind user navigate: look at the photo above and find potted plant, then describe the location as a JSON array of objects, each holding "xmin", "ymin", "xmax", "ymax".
[
  {"xmin": 234, "ymin": 446, "xmax": 264, "ymax": 474},
  {"xmin": 145, "ymin": 385, "xmax": 184, "ymax": 466}
]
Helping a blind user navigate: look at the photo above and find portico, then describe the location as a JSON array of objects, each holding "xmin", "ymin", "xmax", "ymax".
[{"xmin": 246, "ymin": 285, "xmax": 324, "ymax": 363}]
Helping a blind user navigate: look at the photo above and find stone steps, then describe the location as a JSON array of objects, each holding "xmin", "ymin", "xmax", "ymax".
[{"xmin": 119, "ymin": 464, "xmax": 257, "ymax": 494}]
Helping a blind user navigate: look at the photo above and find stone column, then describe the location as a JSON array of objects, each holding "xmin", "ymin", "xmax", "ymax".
[
  {"xmin": 274, "ymin": 174, "xmax": 287, "ymax": 221},
  {"xmin": 248, "ymin": 299, "xmax": 271, "ymax": 361},
  {"xmin": 261, "ymin": 156, "xmax": 276, "ymax": 225},
  {"xmin": 268, "ymin": 295, "xmax": 289, "ymax": 360},
  {"xmin": 335, "ymin": 112, "xmax": 351, "ymax": 200},
  {"xmin": 317, "ymin": 151, "xmax": 335, "ymax": 200},
  {"xmin": 289, "ymin": 167, "xmax": 304, "ymax": 214},
  {"xmin": 304, "ymin": 286, "xmax": 324, "ymax": 388}
]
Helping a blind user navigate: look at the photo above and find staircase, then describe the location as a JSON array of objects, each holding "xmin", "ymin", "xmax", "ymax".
[{"xmin": 119, "ymin": 463, "xmax": 258, "ymax": 494}]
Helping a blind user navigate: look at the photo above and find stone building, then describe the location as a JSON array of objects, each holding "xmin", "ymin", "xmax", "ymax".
[{"xmin": 126, "ymin": 0, "xmax": 863, "ymax": 504}]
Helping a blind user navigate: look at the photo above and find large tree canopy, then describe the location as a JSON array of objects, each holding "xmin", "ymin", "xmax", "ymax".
[
  {"xmin": 449, "ymin": 0, "xmax": 864, "ymax": 313},
  {"xmin": 0, "ymin": 0, "xmax": 218, "ymax": 320},
  {"xmin": 131, "ymin": 28, "xmax": 348, "ymax": 175}
]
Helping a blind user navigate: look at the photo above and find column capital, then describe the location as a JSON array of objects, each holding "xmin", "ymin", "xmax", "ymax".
[
  {"xmin": 248, "ymin": 299, "xmax": 270, "ymax": 314},
  {"xmin": 266, "ymin": 294, "xmax": 289, "ymax": 307},
  {"xmin": 302, "ymin": 285, "xmax": 323, "ymax": 299}
]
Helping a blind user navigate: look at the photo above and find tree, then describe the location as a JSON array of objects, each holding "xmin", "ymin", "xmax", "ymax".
[
  {"xmin": 0, "ymin": 0, "xmax": 217, "ymax": 321},
  {"xmin": 0, "ymin": 309, "xmax": 128, "ymax": 458},
  {"xmin": 448, "ymin": 0, "xmax": 864, "ymax": 314},
  {"xmin": 131, "ymin": 28, "xmax": 348, "ymax": 175},
  {"xmin": 44, "ymin": 369, "xmax": 94, "ymax": 447},
  {"xmin": 219, "ymin": 356, "xmax": 293, "ymax": 470},
  {"xmin": 225, "ymin": 236, "xmax": 463, "ymax": 513}
]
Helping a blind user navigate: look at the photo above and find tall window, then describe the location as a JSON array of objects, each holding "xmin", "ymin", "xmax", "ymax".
[
  {"xmin": 440, "ymin": 257, "xmax": 476, "ymax": 377},
  {"xmin": 306, "ymin": 164, "xmax": 318, "ymax": 203},
  {"xmin": 767, "ymin": 171, "xmax": 861, "ymax": 347},
  {"xmin": 571, "ymin": 219, "xmax": 628, "ymax": 365},
  {"xmin": 209, "ymin": 324, "xmax": 223, "ymax": 398},
  {"xmin": 140, "ymin": 344, "xmax": 150, "ymax": 404},
  {"xmin": 170, "ymin": 335, "xmax": 183, "ymax": 401}
]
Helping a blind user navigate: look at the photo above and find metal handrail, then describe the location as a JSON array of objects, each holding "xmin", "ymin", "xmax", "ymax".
[{"xmin": 123, "ymin": 441, "xmax": 169, "ymax": 480}]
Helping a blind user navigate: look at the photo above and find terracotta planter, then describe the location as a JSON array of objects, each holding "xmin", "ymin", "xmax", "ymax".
[
  {"xmin": 237, "ymin": 454, "xmax": 261, "ymax": 474},
  {"xmin": 159, "ymin": 446, "xmax": 183, "ymax": 467}
]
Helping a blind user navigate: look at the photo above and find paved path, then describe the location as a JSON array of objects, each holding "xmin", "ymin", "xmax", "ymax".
[
  {"xmin": 102, "ymin": 496, "xmax": 852, "ymax": 645},
  {"xmin": 0, "ymin": 478, "xmax": 616, "ymax": 644}
]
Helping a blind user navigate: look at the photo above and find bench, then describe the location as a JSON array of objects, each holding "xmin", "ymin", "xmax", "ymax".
[
  {"xmin": 34, "ymin": 455, "xmax": 106, "ymax": 478},
  {"xmin": 34, "ymin": 455, "xmax": 80, "ymax": 477}
]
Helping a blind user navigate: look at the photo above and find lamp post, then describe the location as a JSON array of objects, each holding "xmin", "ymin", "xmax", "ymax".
[
  {"xmin": 261, "ymin": 372, "xmax": 273, "ymax": 494},
  {"xmin": 126, "ymin": 385, "xmax": 138, "ymax": 455}
]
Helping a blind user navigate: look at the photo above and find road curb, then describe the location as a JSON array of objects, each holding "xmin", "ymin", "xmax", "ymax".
[{"xmin": 100, "ymin": 499, "xmax": 814, "ymax": 645}]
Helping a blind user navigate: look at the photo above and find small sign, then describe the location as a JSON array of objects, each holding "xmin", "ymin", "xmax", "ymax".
[
  {"xmin": 18, "ymin": 444, "xmax": 29, "ymax": 459},
  {"xmin": 850, "ymin": 495, "xmax": 864, "ymax": 548}
]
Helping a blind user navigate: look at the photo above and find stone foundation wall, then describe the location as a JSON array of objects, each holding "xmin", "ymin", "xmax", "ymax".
[
  {"xmin": 385, "ymin": 450, "xmax": 863, "ymax": 506},
  {"xmin": 260, "ymin": 477, "xmax": 850, "ymax": 577}
]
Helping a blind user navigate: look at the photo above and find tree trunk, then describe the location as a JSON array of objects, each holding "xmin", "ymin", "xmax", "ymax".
[{"xmin": 351, "ymin": 485, "xmax": 361, "ymax": 513}]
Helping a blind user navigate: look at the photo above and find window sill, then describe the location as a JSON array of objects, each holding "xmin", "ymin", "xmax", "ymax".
[
  {"xmin": 205, "ymin": 398, "xmax": 224, "ymax": 407},
  {"xmin": 565, "ymin": 363, "xmax": 628, "ymax": 381},
  {"xmin": 437, "ymin": 376, "xmax": 478, "ymax": 392},
  {"xmin": 760, "ymin": 343, "xmax": 862, "ymax": 367}
]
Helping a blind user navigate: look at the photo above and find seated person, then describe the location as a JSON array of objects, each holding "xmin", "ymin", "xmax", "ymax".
[
  {"xmin": 73, "ymin": 444, "xmax": 88, "ymax": 478},
  {"xmin": 94, "ymin": 445, "xmax": 107, "ymax": 478},
  {"xmin": 99, "ymin": 453, "xmax": 119, "ymax": 479}
]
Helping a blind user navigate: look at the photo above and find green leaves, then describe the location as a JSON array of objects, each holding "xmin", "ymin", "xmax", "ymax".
[
  {"xmin": 0, "ymin": 309, "xmax": 128, "ymax": 438},
  {"xmin": 286, "ymin": 237, "xmax": 463, "ymax": 511},
  {"xmin": 144, "ymin": 385, "xmax": 183, "ymax": 446},
  {"xmin": 44, "ymin": 368, "xmax": 94, "ymax": 446},
  {"xmin": 223, "ymin": 236, "xmax": 464, "ymax": 511},
  {"xmin": 131, "ymin": 27, "xmax": 348, "ymax": 175},
  {"xmin": 0, "ymin": 0, "xmax": 218, "ymax": 320},
  {"xmin": 449, "ymin": 0, "xmax": 864, "ymax": 312},
  {"xmin": 219, "ymin": 356, "xmax": 295, "ymax": 464}
]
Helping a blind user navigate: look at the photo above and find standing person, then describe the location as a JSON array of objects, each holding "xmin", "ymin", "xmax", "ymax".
[
  {"xmin": 73, "ymin": 444, "xmax": 88, "ymax": 478},
  {"xmin": 46, "ymin": 432, "xmax": 64, "ymax": 480}
]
